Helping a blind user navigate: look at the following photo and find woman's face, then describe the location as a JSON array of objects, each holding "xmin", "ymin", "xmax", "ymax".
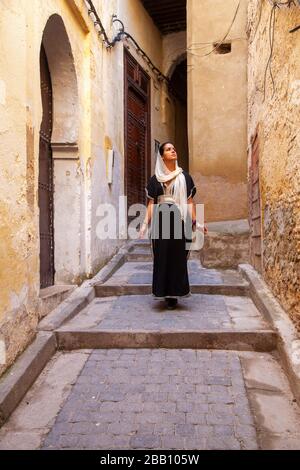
[{"xmin": 162, "ymin": 143, "xmax": 177, "ymax": 161}]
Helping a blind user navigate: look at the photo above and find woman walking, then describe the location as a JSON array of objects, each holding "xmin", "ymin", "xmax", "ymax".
[{"xmin": 139, "ymin": 142, "xmax": 207, "ymax": 309}]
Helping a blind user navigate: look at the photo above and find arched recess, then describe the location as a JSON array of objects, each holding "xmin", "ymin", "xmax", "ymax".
[
  {"xmin": 42, "ymin": 14, "xmax": 79, "ymax": 144},
  {"xmin": 39, "ymin": 14, "xmax": 81, "ymax": 286},
  {"xmin": 166, "ymin": 52, "xmax": 187, "ymax": 81},
  {"xmin": 168, "ymin": 55, "xmax": 188, "ymax": 171}
]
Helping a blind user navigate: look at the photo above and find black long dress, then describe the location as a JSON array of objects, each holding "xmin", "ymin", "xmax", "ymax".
[{"xmin": 145, "ymin": 171, "xmax": 196, "ymax": 299}]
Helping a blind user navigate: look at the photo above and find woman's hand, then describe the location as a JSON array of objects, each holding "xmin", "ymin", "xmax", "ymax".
[
  {"xmin": 192, "ymin": 221, "xmax": 208, "ymax": 234},
  {"xmin": 139, "ymin": 223, "xmax": 148, "ymax": 239}
]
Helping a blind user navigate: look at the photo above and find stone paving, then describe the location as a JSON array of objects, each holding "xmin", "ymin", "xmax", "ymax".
[
  {"xmin": 41, "ymin": 349, "xmax": 258, "ymax": 450},
  {"xmin": 103, "ymin": 261, "xmax": 249, "ymax": 286},
  {"xmin": 59, "ymin": 294, "xmax": 269, "ymax": 332}
]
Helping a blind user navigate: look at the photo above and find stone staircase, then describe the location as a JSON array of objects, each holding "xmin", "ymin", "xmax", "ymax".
[{"xmin": 54, "ymin": 240, "xmax": 276, "ymax": 353}]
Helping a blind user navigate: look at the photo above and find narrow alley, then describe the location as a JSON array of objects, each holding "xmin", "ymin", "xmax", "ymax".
[{"xmin": 0, "ymin": 0, "xmax": 299, "ymax": 454}]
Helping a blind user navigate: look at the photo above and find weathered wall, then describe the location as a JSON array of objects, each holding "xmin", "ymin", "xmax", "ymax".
[
  {"xmin": 163, "ymin": 30, "xmax": 187, "ymax": 77},
  {"xmin": 248, "ymin": 1, "xmax": 300, "ymax": 329},
  {"xmin": 0, "ymin": 0, "xmax": 38, "ymax": 376},
  {"xmin": 187, "ymin": 0, "xmax": 248, "ymax": 222},
  {"xmin": 0, "ymin": 0, "xmax": 177, "ymax": 375}
]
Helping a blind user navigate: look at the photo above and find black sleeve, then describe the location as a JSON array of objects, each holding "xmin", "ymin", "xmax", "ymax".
[
  {"xmin": 145, "ymin": 176, "xmax": 156, "ymax": 200},
  {"xmin": 186, "ymin": 174, "xmax": 197, "ymax": 199}
]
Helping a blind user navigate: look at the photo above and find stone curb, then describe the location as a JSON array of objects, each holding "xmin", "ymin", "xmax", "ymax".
[
  {"xmin": 238, "ymin": 263, "xmax": 300, "ymax": 406},
  {"xmin": 38, "ymin": 246, "xmax": 128, "ymax": 332},
  {"xmin": 55, "ymin": 329, "xmax": 277, "ymax": 352},
  {"xmin": 0, "ymin": 245, "xmax": 130, "ymax": 428},
  {"xmin": 0, "ymin": 332, "xmax": 57, "ymax": 427},
  {"xmin": 38, "ymin": 284, "xmax": 95, "ymax": 332},
  {"xmin": 88, "ymin": 251, "xmax": 127, "ymax": 286}
]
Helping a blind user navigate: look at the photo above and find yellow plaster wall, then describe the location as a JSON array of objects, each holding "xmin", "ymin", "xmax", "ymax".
[{"xmin": 187, "ymin": 0, "xmax": 248, "ymax": 222}]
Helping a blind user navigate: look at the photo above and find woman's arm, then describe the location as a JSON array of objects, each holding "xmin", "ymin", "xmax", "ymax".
[
  {"xmin": 187, "ymin": 196, "xmax": 196, "ymax": 222},
  {"xmin": 139, "ymin": 199, "xmax": 154, "ymax": 238},
  {"xmin": 187, "ymin": 197, "xmax": 208, "ymax": 234}
]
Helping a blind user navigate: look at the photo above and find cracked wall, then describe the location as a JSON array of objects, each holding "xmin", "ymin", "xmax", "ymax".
[{"xmin": 248, "ymin": 0, "xmax": 300, "ymax": 330}]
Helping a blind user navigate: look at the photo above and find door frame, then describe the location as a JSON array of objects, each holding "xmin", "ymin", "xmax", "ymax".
[
  {"xmin": 249, "ymin": 129, "xmax": 263, "ymax": 273},
  {"xmin": 39, "ymin": 44, "xmax": 55, "ymax": 288}
]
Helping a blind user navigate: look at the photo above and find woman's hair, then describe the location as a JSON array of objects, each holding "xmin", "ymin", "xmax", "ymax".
[{"xmin": 159, "ymin": 142, "xmax": 174, "ymax": 156}]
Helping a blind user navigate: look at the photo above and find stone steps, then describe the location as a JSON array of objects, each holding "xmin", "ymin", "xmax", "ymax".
[
  {"xmin": 94, "ymin": 284, "xmax": 249, "ymax": 297},
  {"xmin": 55, "ymin": 289, "xmax": 276, "ymax": 352},
  {"xmin": 126, "ymin": 243, "xmax": 201, "ymax": 262},
  {"xmin": 126, "ymin": 252, "xmax": 201, "ymax": 262},
  {"xmin": 126, "ymin": 252, "xmax": 152, "ymax": 262},
  {"xmin": 55, "ymin": 329, "xmax": 277, "ymax": 352},
  {"xmin": 51, "ymin": 248, "xmax": 272, "ymax": 353}
]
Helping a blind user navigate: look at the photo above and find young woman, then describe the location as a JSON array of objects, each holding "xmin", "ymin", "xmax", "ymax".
[{"xmin": 139, "ymin": 142, "xmax": 207, "ymax": 309}]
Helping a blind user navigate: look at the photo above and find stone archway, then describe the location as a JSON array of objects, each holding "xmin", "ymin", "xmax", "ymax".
[
  {"xmin": 40, "ymin": 14, "xmax": 80, "ymax": 285},
  {"xmin": 42, "ymin": 14, "xmax": 79, "ymax": 145}
]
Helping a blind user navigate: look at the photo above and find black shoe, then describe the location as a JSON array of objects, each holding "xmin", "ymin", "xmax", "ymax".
[{"xmin": 166, "ymin": 298, "xmax": 178, "ymax": 310}]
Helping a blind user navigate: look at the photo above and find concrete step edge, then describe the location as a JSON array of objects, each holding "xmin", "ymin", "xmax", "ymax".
[
  {"xmin": 55, "ymin": 329, "xmax": 277, "ymax": 353},
  {"xmin": 95, "ymin": 284, "xmax": 250, "ymax": 297}
]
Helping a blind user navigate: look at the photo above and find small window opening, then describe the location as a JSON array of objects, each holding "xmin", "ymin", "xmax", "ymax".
[{"xmin": 213, "ymin": 42, "xmax": 232, "ymax": 54}]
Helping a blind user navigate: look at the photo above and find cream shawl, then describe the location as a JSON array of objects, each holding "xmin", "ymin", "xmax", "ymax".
[{"xmin": 155, "ymin": 151, "xmax": 188, "ymax": 222}]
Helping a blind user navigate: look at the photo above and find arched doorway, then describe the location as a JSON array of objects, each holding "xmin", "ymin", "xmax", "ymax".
[
  {"xmin": 39, "ymin": 45, "xmax": 54, "ymax": 288},
  {"xmin": 39, "ymin": 14, "xmax": 80, "ymax": 287},
  {"xmin": 168, "ymin": 57, "xmax": 188, "ymax": 171}
]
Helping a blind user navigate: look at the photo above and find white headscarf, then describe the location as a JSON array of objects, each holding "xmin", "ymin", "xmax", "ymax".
[{"xmin": 155, "ymin": 149, "xmax": 188, "ymax": 222}]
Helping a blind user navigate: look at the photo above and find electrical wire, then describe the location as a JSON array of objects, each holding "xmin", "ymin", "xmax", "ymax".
[
  {"xmin": 197, "ymin": 0, "xmax": 241, "ymax": 58},
  {"xmin": 263, "ymin": 3, "xmax": 277, "ymax": 101},
  {"xmin": 188, "ymin": 36, "xmax": 247, "ymax": 48},
  {"xmin": 85, "ymin": 0, "xmax": 169, "ymax": 83},
  {"xmin": 268, "ymin": 0, "xmax": 296, "ymax": 6}
]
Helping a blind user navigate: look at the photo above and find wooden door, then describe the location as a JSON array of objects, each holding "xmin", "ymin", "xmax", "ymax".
[
  {"xmin": 124, "ymin": 50, "xmax": 150, "ymax": 217},
  {"xmin": 249, "ymin": 132, "xmax": 262, "ymax": 273},
  {"xmin": 39, "ymin": 45, "xmax": 54, "ymax": 288}
]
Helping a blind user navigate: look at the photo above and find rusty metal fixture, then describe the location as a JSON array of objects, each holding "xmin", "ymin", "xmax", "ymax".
[{"xmin": 85, "ymin": 0, "xmax": 169, "ymax": 83}]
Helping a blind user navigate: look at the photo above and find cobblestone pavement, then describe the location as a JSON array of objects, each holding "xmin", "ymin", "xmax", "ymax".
[{"xmin": 41, "ymin": 349, "xmax": 258, "ymax": 450}]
